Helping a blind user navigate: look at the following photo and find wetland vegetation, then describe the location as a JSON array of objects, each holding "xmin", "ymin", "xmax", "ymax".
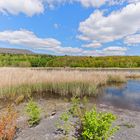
[
  {"xmin": 0, "ymin": 68, "xmax": 137, "ymax": 100},
  {"xmin": 0, "ymin": 67, "xmax": 140, "ymax": 140}
]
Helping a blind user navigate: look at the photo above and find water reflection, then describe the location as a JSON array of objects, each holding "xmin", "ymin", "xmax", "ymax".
[{"xmin": 97, "ymin": 80, "xmax": 140, "ymax": 111}]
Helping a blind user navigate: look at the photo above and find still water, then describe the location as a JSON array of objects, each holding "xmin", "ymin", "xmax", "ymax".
[{"xmin": 96, "ymin": 80, "xmax": 140, "ymax": 111}]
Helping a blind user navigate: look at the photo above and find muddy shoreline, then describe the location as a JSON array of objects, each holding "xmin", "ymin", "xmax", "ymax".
[
  {"xmin": 0, "ymin": 96, "xmax": 140, "ymax": 140},
  {"xmin": 9, "ymin": 98, "xmax": 140, "ymax": 140}
]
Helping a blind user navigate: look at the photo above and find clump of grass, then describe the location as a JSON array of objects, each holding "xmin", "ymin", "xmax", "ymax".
[
  {"xmin": 107, "ymin": 75, "xmax": 126, "ymax": 83},
  {"xmin": 25, "ymin": 99, "xmax": 41, "ymax": 127}
]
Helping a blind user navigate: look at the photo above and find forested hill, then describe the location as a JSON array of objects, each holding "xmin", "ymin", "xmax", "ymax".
[{"xmin": 0, "ymin": 54, "xmax": 140, "ymax": 68}]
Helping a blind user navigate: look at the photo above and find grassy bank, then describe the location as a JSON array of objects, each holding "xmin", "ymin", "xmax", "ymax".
[{"xmin": 0, "ymin": 68, "xmax": 140, "ymax": 100}]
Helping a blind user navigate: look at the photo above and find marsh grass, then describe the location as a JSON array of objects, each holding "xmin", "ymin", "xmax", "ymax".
[
  {"xmin": 0, "ymin": 82, "xmax": 98, "ymax": 100},
  {"xmin": 0, "ymin": 68, "xmax": 139, "ymax": 100},
  {"xmin": 107, "ymin": 75, "xmax": 126, "ymax": 83},
  {"xmin": 126, "ymin": 74, "xmax": 140, "ymax": 79}
]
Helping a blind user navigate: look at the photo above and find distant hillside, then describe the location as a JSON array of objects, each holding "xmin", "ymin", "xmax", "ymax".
[{"xmin": 0, "ymin": 48, "xmax": 34, "ymax": 54}]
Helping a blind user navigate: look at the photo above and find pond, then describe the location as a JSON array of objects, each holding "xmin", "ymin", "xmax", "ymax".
[{"xmin": 96, "ymin": 80, "xmax": 140, "ymax": 111}]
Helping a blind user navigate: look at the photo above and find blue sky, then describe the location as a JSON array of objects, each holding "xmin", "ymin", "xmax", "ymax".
[{"xmin": 0, "ymin": 0, "xmax": 140, "ymax": 56}]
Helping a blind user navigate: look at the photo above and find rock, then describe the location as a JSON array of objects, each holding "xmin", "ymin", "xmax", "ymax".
[{"xmin": 51, "ymin": 111, "xmax": 56, "ymax": 116}]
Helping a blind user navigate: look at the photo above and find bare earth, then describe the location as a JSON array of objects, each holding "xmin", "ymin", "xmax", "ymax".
[{"xmin": 12, "ymin": 99, "xmax": 140, "ymax": 140}]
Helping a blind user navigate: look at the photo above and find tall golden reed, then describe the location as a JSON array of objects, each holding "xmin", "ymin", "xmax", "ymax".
[{"xmin": 0, "ymin": 68, "xmax": 139, "ymax": 98}]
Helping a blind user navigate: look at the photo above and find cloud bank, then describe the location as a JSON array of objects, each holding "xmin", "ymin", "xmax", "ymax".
[
  {"xmin": 0, "ymin": 29, "xmax": 126, "ymax": 56},
  {"xmin": 1, "ymin": 0, "xmax": 139, "ymax": 16},
  {"xmin": 78, "ymin": 2, "xmax": 140, "ymax": 43}
]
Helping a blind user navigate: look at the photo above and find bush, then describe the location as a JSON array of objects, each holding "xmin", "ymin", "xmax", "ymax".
[
  {"xmin": 0, "ymin": 106, "xmax": 17, "ymax": 140},
  {"xmin": 81, "ymin": 108, "xmax": 119, "ymax": 140},
  {"xmin": 25, "ymin": 100, "xmax": 41, "ymax": 126}
]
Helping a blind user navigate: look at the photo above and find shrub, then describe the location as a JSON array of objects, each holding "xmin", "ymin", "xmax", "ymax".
[
  {"xmin": 25, "ymin": 100, "xmax": 41, "ymax": 126},
  {"xmin": 81, "ymin": 108, "xmax": 119, "ymax": 140},
  {"xmin": 0, "ymin": 106, "xmax": 17, "ymax": 140}
]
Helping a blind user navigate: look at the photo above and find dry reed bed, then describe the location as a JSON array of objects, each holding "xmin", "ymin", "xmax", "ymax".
[{"xmin": 0, "ymin": 68, "xmax": 139, "ymax": 99}]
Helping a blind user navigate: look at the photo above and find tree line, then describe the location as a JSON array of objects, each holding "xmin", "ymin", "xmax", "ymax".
[{"xmin": 0, "ymin": 54, "xmax": 140, "ymax": 68}]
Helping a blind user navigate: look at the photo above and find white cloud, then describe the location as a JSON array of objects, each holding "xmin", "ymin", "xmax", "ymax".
[
  {"xmin": 54, "ymin": 46, "xmax": 83, "ymax": 54},
  {"xmin": 78, "ymin": 2, "xmax": 140, "ymax": 45},
  {"xmin": 128, "ymin": 0, "xmax": 140, "ymax": 3},
  {"xmin": 78, "ymin": 0, "xmax": 106, "ymax": 8},
  {"xmin": 43, "ymin": 0, "xmax": 140, "ymax": 9},
  {"xmin": 124, "ymin": 34, "xmax": 140, "ymax": 45},
  {"xmin": 0, "ymin": 29, "xmax": 83, "ymax": 55},
  {"xmin": 109, "ymin": 0, "xmax": 140, "ymax": 5},
  {"xmin": 0, "ymin": 0, "xmax": 44, "ymax": 16},
  {"xmin": 103, "ymin": 46, "xmax": 127, "ymax": 51},
  {"xmin": 0, "ymin": 0, "xmax": 139, "ymax": 16},
  {"xmin": 44, "ymin": 0, "xmax": 106, "ymax": 8},
  {"xmin": 44, "ymin": 0, "xmax": 140, "ymax": 8},
  {"xmin": 102, "ymin": 46, "xmax": 127, "ymax": 55},
  {"xmin": 80, "ymin": 46, "xmax": 127, "ymax": 56},
  {"xmin": 82, "ymin": 42, "xmax": 102, "ymax": 48},
  {"xmin": 81, "ymin": 47, "xmax": 127, "ymax": 56},
  {"xmin": 82, "ymin": 46, "xmax": 127, "ymax": 56},
  {"xmin": 0, "ymin": 30, "xmax": 61, "ymax": 48},
  {"xmin": 0, "ymin": 0, "xmax": 106, "ymax": 16}
]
